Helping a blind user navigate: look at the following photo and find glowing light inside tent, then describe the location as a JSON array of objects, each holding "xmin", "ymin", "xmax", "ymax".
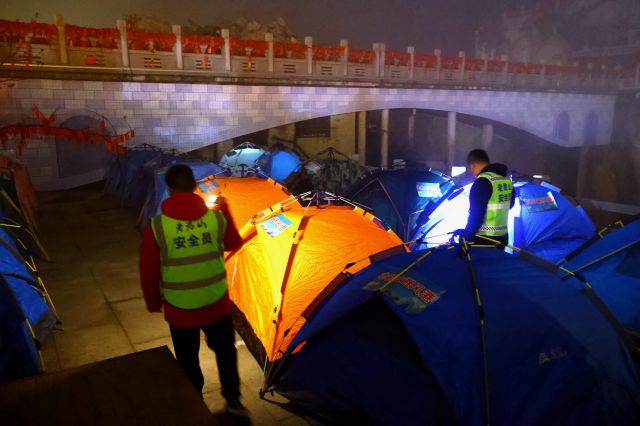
[
  {"xmin": 206, "ymin": 195, "xmax": 218, "ymax": 208},
  {"xmin": 419, "ymin": 184, "xmax": 472, "ymax": 246},
  {"xmin": 451, "ymin": 166, "xmax": 466, "ymax": 177},
  {"xmin": 519, "ymin": 191, "xmax": 558, "ymax": 213},
  {"xmin": 533, "ymin": 175, "xmax": 543, "ymax": 179}
]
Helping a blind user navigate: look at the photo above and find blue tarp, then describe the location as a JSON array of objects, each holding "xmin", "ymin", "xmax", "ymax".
[
  {"xmin": 346, "ymin": 169, "xmax": 455, "ymax": 241},
  {"xmin": 219, "ymin": 143, "xmax": 266, "ymax": 177},
  {"xmin": 137, "ymin": 159, "xmax": 226, "ymax": 229},
  {"xmin": 0, "ymin": 228, "xmax": 57, "ymax": 382},
  {"xmin": 562, "ymin": 217, "xmax": 640, "ymax": 337},
  {"xmin": 271, "ymin": 246, "xmax": 640, "ymax": 426},
  {"xmin": 104, "ymin": 148, "xmax": 164, "ymax": 207},
  {"xmin": 413, "ymin": 181, "xmax": 595, "ymax": 262},
  {"xmin": 257, "ymin": 150, "xmax": 302, "ymax": 183}
]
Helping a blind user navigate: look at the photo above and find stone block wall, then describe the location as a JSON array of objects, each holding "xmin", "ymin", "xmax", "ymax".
[{"xmin": 0, "ymin": 78, "xmax": 616, "ymax": 189}]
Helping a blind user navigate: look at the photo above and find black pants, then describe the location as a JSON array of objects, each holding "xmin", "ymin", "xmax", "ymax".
[{"xmin": 169, "ymin": 315, "xmax": 240, "ymax": 401}]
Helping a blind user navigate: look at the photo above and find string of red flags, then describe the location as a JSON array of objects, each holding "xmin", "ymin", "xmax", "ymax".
[{"xmin": 0, "ymin": 106, "xmax": 132, "ymax": 155}]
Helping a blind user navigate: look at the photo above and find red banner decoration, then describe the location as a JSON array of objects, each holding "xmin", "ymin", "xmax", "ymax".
[
  {"xmin": 181, "ymin": 35, "xmax": 224, "ymax": 54},
  {"xmin": 441, "ymin": 56, "xmax": 462, "ymax": 70},
  {"xmin": 0, "ymin": 18, "xmax": 607, "ymax": 79},
  {"xmin": 525, "ymin": 63, "xmax": 544, "ymax": 74},
  {"xmin": 348, "ymin": 48, "xmax": 375, "ymax": 64},
  {"xmin": 465, "ymin": 58, "xmax": 485, "ymax": 71},
  {"xmin": 508, "ymin": 61, "xmax": 528, "ymax": 74},
  {"xmin": 273, "ymin": 41, "xmax": 307, "ymax": 59},
  {"xmin": 385, "ymin": 50, "xmax": 410, "ymax": 66},
  {"xmin": 0, "ymin": 19, "xmax": 57, "ymax": 45},
  {"xmin": 486, "ymin": 60, "xmax": 506, "ymax": 72},
  {"xmin": 312, "ymin": 45, "xmax": 345, "ymax": 62},
  {"xmin": 127, "ymin": 30, "xmax": 175, "ymax": 52},
  {"xmin": 544, "ymin": 64, "xmax": 563, "ymax": 75},
  {"xmin": 65, "ymin": 25, "xmax": 119, "ymax": 49},
  {"xmin": 414, "ymin": 53, "xmax": 438, "ymax": 69},
  {"xmin": 0, "ymin": 107, "xmax": 131, "ymax": 155},
  {"xmin": 229, "ymin": 39, "xmax": 268, "ymax": 58}
]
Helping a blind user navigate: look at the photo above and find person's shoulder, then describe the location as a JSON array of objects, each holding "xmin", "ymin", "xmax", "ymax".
[
  {"xmin": 470, "ymin": 176, "xmax": 493, "ymax": 197},
  {"xmin": 484, "ymin": 163, "xmax": 509, "ymax": 176}
]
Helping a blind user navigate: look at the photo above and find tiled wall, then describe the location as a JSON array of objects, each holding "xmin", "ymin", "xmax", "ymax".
[{"xmin": 0, "ymin": 79, "xmax": 616, "ymax": 189}]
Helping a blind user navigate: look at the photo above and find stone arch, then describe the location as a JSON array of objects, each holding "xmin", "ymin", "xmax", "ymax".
[
  {"xmin": 554, "ymin": 110, "xmax": 570, "ymax": 142},
  {"xmin": 583, "ymin": 110, "xmax": 598, "ymax": 146}
]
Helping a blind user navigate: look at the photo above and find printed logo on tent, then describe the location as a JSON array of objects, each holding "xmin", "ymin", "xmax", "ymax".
[
  {"xmin": 304, "ymin": 160, "xmax": 321, "ymax": 174},
  {"xmin": 538, "ymin": 346, "xmax": 567, "ymax": 366},
  {"xmin": 416, "ymin": 182, "xmax": 442, "ymax": 199},
  {"xmin": 363, "ymin": 271, "xmax": 445, "ymax": 315},
  {"xmin": 197, "ymin": 180, "xmax": 219, "ymax": 193},
  {"xmin": 520, "ymin": 191, "xmax": 558, "ymax": 213},
  {"xmin": 259, "ymin": 214, "xmax": 293, "ymax": 238}
]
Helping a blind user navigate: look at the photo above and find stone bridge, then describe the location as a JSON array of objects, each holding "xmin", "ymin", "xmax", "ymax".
[
  {"xmin": 0, "ymin": 17, "xmax": 625, "ymax": 189},
  {"xmin": 0, "ymin": 78, "xmax": 615, "ymax": 189}
]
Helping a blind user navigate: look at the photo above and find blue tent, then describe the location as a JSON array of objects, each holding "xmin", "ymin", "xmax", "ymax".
[
  {"xmin": 219, "ymin": 142, "xmax": 267, "ymax": 177},
  {"xmin": 0, "ymin": 228, "xmax": 57, "ymax": 382},
  {"xmin": 266, "ymin": 245, "xmax": 640, "ymax": 426},
  {"xmin": 0, "ymin": 173, "xmax": 49, "ymax": 261},
  {"xmin": 561, "ymin": 216, "xmax": 640, "ymax": 339},
  {"xmin": 413, "ymin": 181, "xmax": 595, "ymax": 262},
  {"xmin": 137, "ymin": 159, "xmax": 227, "ymax": 229},
  {"xmin": 104, "ymin": 147, "xmax": 164, "ymax": 207},
  {"xmin": 346, "ymin": 169, "xmax": 455, "ymax": 241},
  {"xmin": 257, "ymin": 149, "xmax": 302, "ymax": 183}
]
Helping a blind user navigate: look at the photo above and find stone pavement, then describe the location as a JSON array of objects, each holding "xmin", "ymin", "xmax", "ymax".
[{"xmin": 35, "ymin": 183, "xmax": 309, "ymax": 426}]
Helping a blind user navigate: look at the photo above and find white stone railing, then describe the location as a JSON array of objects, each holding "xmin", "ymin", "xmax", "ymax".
[{"xmin": 1, "ymin": 17, "xmax": 639, "ymax": 92}]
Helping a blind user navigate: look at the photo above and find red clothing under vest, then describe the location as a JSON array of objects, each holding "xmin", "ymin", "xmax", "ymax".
[{"xmin": 139, "ymin": 192, "xmax": 242, "ymax": 328}]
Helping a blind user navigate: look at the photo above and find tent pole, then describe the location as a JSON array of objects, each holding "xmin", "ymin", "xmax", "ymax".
[{"xmin": 460, "ymin": 240, "xmax": 491, "ymax": 426}]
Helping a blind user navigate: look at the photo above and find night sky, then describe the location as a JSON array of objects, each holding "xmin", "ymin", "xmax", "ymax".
[{"xmin": 0, "ymin": 0, "xmax": 529, "ymax": 53}]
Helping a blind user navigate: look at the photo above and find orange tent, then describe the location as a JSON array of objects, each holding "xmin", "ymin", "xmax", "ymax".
[
  {"xmin": 225, "ymin": 193, "xmax": 406, "ymax": 367},
  {"xmin": 195, "ymin": 176, "xmax": 291, "ymax": 231}
]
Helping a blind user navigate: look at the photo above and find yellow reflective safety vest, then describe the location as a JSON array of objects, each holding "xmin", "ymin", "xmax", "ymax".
[
  {"xmin": 151, "ymin": 210, "xmax": 228, "ymax": 310},
  {"xmin": 477, "ymin": 171, "xmax": 513, "ymax": 237}
]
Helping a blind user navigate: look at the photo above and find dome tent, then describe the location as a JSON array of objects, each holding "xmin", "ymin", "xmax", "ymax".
[
  {"xmin": 285, "ymin": 148, "xmax": 369, "ymax": 196},
  {"xmin": 346, "ymin": 168, "xmax": 455, "ymax": 241},
  {"xmin": 0, "ymin": 227, "xmax": 58, "ymax": 382},
  {"xmin": 256, "ymin": 149, "xmax": 302, "ymax": 184},
  {"xmin": 137, "ymin": 158, "xmax": 227, "ymax": 230},
  {"xmin": 194, "ymin": 175, "xmax": 291, "ymax": 230},
  {"xmin": 412, "ymin": 178, "xmax": 595, "ymax": 262},
  {"xmin": 104, "ymin": 144, "xmax": 164, "ymax": 208},
  {"xmin": 561, "ymin": 216, "xmax": 640, "ymax": 340},
  {"xmin": 224, "ymin": 192, "xmax": 405, "ymax": 369},
  {"xmin": 264, "ymin": 243, "xmax": 640, "ymax": 426},
  {"xmin": 219, "ymin": 142, "xmax": 267, "ymax": 177},
  {"xmin": 0, "ymin": 166, "xmax": 48, "ymax": 261}
]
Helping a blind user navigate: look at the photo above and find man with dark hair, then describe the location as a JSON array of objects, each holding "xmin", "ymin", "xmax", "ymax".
[
  {"xmin": 139, "ymin": 164, "xmax": 247, "ymax": 416},
  {"xmin": 458, "ymin": 149, "xmax": 514, "ymax": 245}
]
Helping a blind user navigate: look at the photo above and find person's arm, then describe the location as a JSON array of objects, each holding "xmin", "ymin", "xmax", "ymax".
[
  {"xmin": 218, "ymin": 202, "xmax": 242, "ymax": 251},
  {"xmin": 139, "ymin": 224, "xmax": 162, "ymax": 312},
  {"xmin": 510, "ymin": 187, "xmax": 516, "ymax": 209},
  {"xmin": 463, "ymin": 178, "xmax": 492, "ymax": 240}
]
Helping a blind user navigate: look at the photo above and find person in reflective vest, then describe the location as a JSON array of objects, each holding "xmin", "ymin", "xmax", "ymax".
[
  {"xmin": 458, "ymin": 149, "xmax": 514, "ymax": 245},
  {"xmin": 139, "ymin": 164, "xmax": 248, "ymax": 417}
]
